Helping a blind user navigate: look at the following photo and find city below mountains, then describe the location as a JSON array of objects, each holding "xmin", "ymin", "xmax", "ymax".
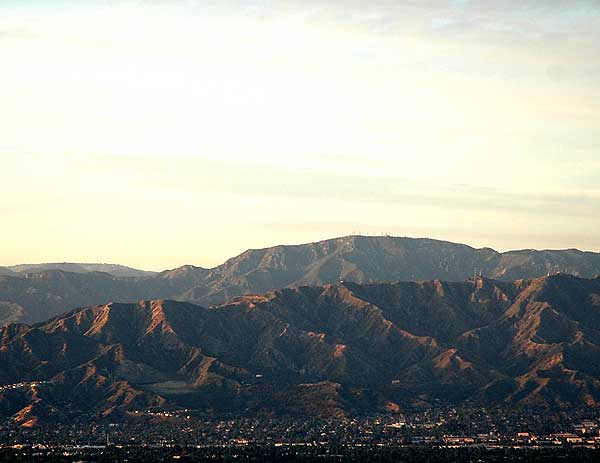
[
  {"xmin": 1, "ymin": 235, "xmax": 600, "ymax": 425},
  {"xmin": 1, "ymin": 235, "xmax": 600, "ymax": 325}
]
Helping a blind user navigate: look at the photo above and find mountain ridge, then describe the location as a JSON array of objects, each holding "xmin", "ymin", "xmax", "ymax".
[
  {"xmin": 7, "ymin": 263, "xmax": 156, "ymax": 278},
  {"xmin": 1, "ymin": 274, "xmax": 600, "ymax": 424},
  {"xmin": 2, "ymin": 235, "xmax": 600, "ymax": 325}
]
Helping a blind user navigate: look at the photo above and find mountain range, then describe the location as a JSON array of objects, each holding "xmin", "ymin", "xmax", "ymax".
[
  {"xmin": 5, "ymin": 263, "xmax": 156, "ymax": 278},
  {"xmin": 1, "ymin": 274, "xmax": 599, "ymax": 426},
  {"xmin": 1, "ymin": 235, "xmax": 600, "ymax": 325}
]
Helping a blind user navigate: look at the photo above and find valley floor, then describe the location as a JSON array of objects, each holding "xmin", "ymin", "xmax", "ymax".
[{"xmin": 1, "ymin": 444, "xmax": 600, "ymax": 462}]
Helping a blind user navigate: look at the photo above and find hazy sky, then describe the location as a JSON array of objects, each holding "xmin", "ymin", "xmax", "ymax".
[{"xmin": 1, "ymin": 1, "xmax": 600, "ymax": 270}]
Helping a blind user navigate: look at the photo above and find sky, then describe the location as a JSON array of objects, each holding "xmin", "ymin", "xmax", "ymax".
[{"xmin": 1, "ymin": 0, "xmax": 600, "ymax": 270}]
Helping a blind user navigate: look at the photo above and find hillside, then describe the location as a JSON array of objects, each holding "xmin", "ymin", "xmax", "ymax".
[
  {"xmin": 0, "ymin": 267, "xmax": 15, "ymax": 277},
  {"xmin": 1, "ymin": 274, "xmax": 600, "ymax": 424},
  {"xmin": 2, "ymin": 235, "xmax": 600, "ymax": 325}
]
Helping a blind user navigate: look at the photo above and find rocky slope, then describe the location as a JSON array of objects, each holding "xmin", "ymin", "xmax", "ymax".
[
  {"xmin": 1, "ymin": 274, "xmax": 600, "ymax": 424},
  {"xmin": 2, "ymin": 235, "xmax": 600, "ymax": 324}
]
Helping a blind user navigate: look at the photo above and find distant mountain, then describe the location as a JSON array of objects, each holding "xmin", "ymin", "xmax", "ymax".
[
  {"xmin": 186, "ymin": 236, "xmax": 600, "ymax": 297},
  {"xmin": 1, "ymin": 274, "xmax": 599, "ymax": 424},
  {"xmin": 8, "ymin": 263, "xmax": 156, "ymax": 278},
  {"xmin": 1, "ymin": 235, "xmax": 600, "ymax": 325},
  {"xmin": 0, "ymin": 270, "xmax": 175, "ymax": 324}
]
